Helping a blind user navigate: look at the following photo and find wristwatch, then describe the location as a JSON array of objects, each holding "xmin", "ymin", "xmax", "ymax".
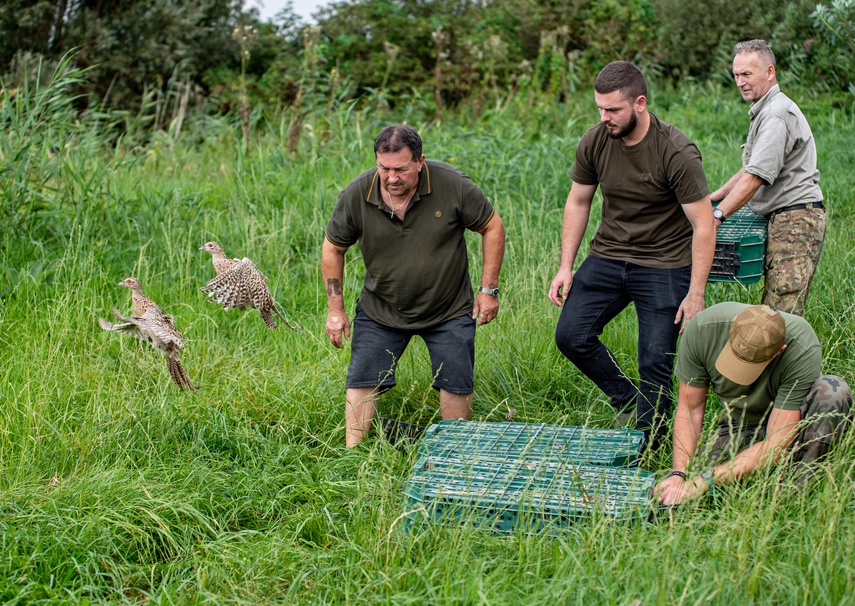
[
  {"xmin": 478, "ymin": 286, "xmax": 499, "ymax": 297},
  {"xmin": 713, "ymin": 208, "xmax": 726, "ymax": 223},
  {"xmin": 700, "ymin": 469, "xmax": 715, "ymax": 493}
]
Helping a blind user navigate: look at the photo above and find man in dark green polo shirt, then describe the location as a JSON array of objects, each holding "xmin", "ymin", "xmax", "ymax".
[
  {"xmin": 656, "ymin": 303, "xmax": 852, "ymax": 505},
  {"xmin": 322, "ymin": 125, "xmax": 506, "ymax": 447}
]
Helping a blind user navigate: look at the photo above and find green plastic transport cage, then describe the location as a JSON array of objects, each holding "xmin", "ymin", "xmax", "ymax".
[
  {"xmin": 416, "ymin": 420, "xmax": 645, "ymax": 467},
  {"xmin": 709, "ymin": 206, "xmax": 768, "ymax": 284},
  {"xmin": 402, "ymin": 420, "xmax": 655, "ymax": 533}
]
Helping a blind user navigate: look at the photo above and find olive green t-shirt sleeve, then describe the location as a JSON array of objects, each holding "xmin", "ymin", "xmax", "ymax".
[
  {"xmin": 326, "ymin": 191, "xmax": 358, "ymax": 248},
  {"xmin": 674, "ymin": 314, "xmax": 713, "ymax": 388}
]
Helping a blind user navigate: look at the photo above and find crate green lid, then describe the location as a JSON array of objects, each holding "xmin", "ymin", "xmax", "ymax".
[
  {"xmin": 403, "ymin": 454, "xmax": 656, "ymax": 532},
  {"xmin": 716, "ymin": 205, "xmax": 768, "ymax": 236},
  {"xmin": 417, "ymin": 420, "xmax": 645, "ymax": 467}
]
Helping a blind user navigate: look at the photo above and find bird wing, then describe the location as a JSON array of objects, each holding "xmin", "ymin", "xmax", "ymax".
[
  {"xmin": 222, "ymin": 257, "xmax": 242, "ymax": 273},
  {"xmin": 99, "ymin": 309, "xmax": 185, "ymax": 353},
  {"xmin": 243, "ymin": 262, "xmax": 278, "ymax": 310},
  {"xmin": 201, "ymin": 258, "xmax": 260, "ymax": 310},
  {"xmin": 141, "ymin": 307, "xmax": 188, "ymax": 341}
]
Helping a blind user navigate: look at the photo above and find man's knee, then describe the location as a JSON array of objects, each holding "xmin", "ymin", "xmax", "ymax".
[
  {"xmin": 794, "ymin": 375, "xmax": 853, "ymax": 463},
  {"xmin": 802, "ymin": 375, "xmax": 853, "ymax": 416},
  {"xmin": 555, "ymin": 306, "xmax": 599, "ymax": 360},
  {"xmin": 764, "ymin": 213, "xmax": 825, "ymax": 314},
  {"xmin": 555, "ymin": 323, "xmax": 587, "ymax": 360}
]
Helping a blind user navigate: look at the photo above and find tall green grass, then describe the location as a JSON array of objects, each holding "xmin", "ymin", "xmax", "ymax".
[{"xmin": 1, "ymin": 70, "xmax": 854, "ymax": 604}]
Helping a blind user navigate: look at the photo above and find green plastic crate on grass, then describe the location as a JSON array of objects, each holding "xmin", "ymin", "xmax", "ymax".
[
  {"xmin": 709, "ymin": 206, "xmax": 768, "ymax": 284},
  {"xmin": 403, "ymin": 453, "xmax": 657, "ymax": 533},
  {"xmin": 417, "ymin": 420, "xmax": 645, "ymax": 467}
]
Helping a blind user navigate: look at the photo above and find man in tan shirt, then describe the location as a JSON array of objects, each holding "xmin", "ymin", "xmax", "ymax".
[{"xmin": 710, "ymin": 40, "xmax": 825, "ymax": 315}]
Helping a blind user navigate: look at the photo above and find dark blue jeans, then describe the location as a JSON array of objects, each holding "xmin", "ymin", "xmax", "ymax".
[{"xmin": 555, "ymin": 255, "xmax": 691, "ymax": 441}]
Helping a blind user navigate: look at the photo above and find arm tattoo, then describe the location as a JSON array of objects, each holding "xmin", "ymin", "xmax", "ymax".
[{"xmin": 326, "ymin": 278, "xmax": 342, "ymax": 297}]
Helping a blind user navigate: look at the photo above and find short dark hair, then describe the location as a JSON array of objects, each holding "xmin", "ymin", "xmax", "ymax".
[
  {"xmin": 734, "ymin": 39, "xmax": 776, "ymax": 69},
  {"xmin": 374, "ymin": 125, "xmax": 422, "ymax": 161},
  {"xmin": 594, "ymin": 61, "xmax": 648, "ymax": 102}
]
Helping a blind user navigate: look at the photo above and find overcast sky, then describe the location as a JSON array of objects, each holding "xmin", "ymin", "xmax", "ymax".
[{"xmin": 250, "ymin": 0, "xmax": 327, "ymax": 22}]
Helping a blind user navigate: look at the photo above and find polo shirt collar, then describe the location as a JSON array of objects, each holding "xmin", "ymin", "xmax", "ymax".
[
  {"xmin": 364, "ymin": 162, "xmax": 433, "ymax": 206},
  {"xmin": 748, "ymin": 83, "xmax": 780, "ymax": 119}
]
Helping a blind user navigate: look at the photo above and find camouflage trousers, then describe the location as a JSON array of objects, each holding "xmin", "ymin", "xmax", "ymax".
[
  {"xmin": 703, "ymin": 375, "xmax": 853, "ymax": 469},
  {"xmin": 763, "ymin": 205, "xmax": 826, "ymax": 316}
]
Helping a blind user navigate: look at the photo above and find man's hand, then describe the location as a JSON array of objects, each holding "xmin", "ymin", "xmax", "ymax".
[
  {"xmin": 655, "ymin": 474, "xmax": 708, "ymax": 506},
  {"xmin": 548, "ymin": 268, "xmax": 573, "ymax": 307},
  {"xmin": 674, "ymin": 291, "xmax": 705, "ymax": 334},
  {"xmin": 472, "ymin": 292, "xmax": 499, "ymax": 326},
  {"xmin": 326, "ymin": 311, "xmax": 351, "ymax": 348},
  {"xmin": 321, "ymin": 238, "xmax": 351, "ymax": 347}
]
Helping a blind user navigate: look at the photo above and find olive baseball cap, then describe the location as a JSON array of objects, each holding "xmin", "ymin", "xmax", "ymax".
[{"xmin": 715, "ymin": 305, "xmax": 786, "ymax": 385}]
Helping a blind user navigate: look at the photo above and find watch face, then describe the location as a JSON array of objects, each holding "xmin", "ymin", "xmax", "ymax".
[{"xmin": 713, "ymin": 209, "xmax": 724, "ymax": 220}]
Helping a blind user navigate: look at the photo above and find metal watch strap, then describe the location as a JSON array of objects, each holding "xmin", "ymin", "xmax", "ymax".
[{"xmin": 478, "ymin": 286, "xmax": 499, "ymax": 297}]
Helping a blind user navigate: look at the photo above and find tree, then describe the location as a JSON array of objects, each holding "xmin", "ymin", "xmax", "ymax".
[
  {"xmin": 812, "ymin": 0, "xmax": 855, "ymax": 92},
  {"xmin": 0, "ymin": 1, "xmax": 61, "ymax": 66},
  {"xmin": 2, "ymin": 0, "xmax": 247, "ymax": 112},
  {"xmin": 651, "ymin": 0, "xmax": 810, "ymax": 81}
]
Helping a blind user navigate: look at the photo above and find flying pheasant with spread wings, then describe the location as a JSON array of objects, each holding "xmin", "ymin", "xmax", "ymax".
[
  {"xmin": 98, "ymin": 277, "xmax": 199, "ymax": 391},
  {"xmin": 199, "ymin": 241, "xmax": 300, "ymax": 332}
]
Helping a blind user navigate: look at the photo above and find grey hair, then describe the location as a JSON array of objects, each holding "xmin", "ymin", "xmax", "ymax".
[{"xmin": 734, "ymin": 39, "xmax": 776, "ymax": 69}]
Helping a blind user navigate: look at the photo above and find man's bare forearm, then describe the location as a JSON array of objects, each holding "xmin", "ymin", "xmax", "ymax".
[
  {"xmin": 321, "ymin": 237, "xmax": 347, "ymax": 313},
  {"xmin": 478, "ymin": 214, "xmax": 506, "ymax": 288}
]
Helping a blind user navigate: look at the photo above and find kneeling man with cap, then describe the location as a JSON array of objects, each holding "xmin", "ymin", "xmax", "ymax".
[{"xmin": 656, "ymin": 302, "xmax": 852, "ymax": 505}]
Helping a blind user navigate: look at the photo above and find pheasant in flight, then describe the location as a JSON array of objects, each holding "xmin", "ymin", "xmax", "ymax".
[
  {"xmin": 98, "ymin": 277, "xmax": 199, "ymax": 391},
  {"xmin": 199, "ymin": 242, "xmax": 300, "ymax": 331}
]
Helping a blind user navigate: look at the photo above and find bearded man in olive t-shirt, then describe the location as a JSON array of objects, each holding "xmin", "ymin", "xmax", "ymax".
[
  {"xmin": 548, "ymin": 61, "xmax": 716, "ymax": 449},
  {"xmin": 323, "ymin": 125, "xmax": 506, "ymax": 448}
]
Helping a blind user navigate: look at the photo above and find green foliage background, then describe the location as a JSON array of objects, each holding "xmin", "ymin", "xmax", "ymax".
[
  {"xmin": 1, "ymin": 51, "xmax": 854, "ymax": 603},
  {"xmin": 3, "ymin": 0, "xmax": 855, "ymax": 124}
]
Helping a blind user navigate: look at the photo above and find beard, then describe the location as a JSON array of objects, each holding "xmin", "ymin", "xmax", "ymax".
[{"xmin": 606, "ymin": 110, "xmax": 638, "ymax": 140}]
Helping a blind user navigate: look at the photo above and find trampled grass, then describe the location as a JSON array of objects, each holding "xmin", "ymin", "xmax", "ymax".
[{"xmin": 1, "ymin": 74, "xmax": 855, "ymax": 604}]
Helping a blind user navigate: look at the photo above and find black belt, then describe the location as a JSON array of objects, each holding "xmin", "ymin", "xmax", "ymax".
[{"xmin": 770, "ymin": 201, "xmax": 824, "ymax": 216}]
